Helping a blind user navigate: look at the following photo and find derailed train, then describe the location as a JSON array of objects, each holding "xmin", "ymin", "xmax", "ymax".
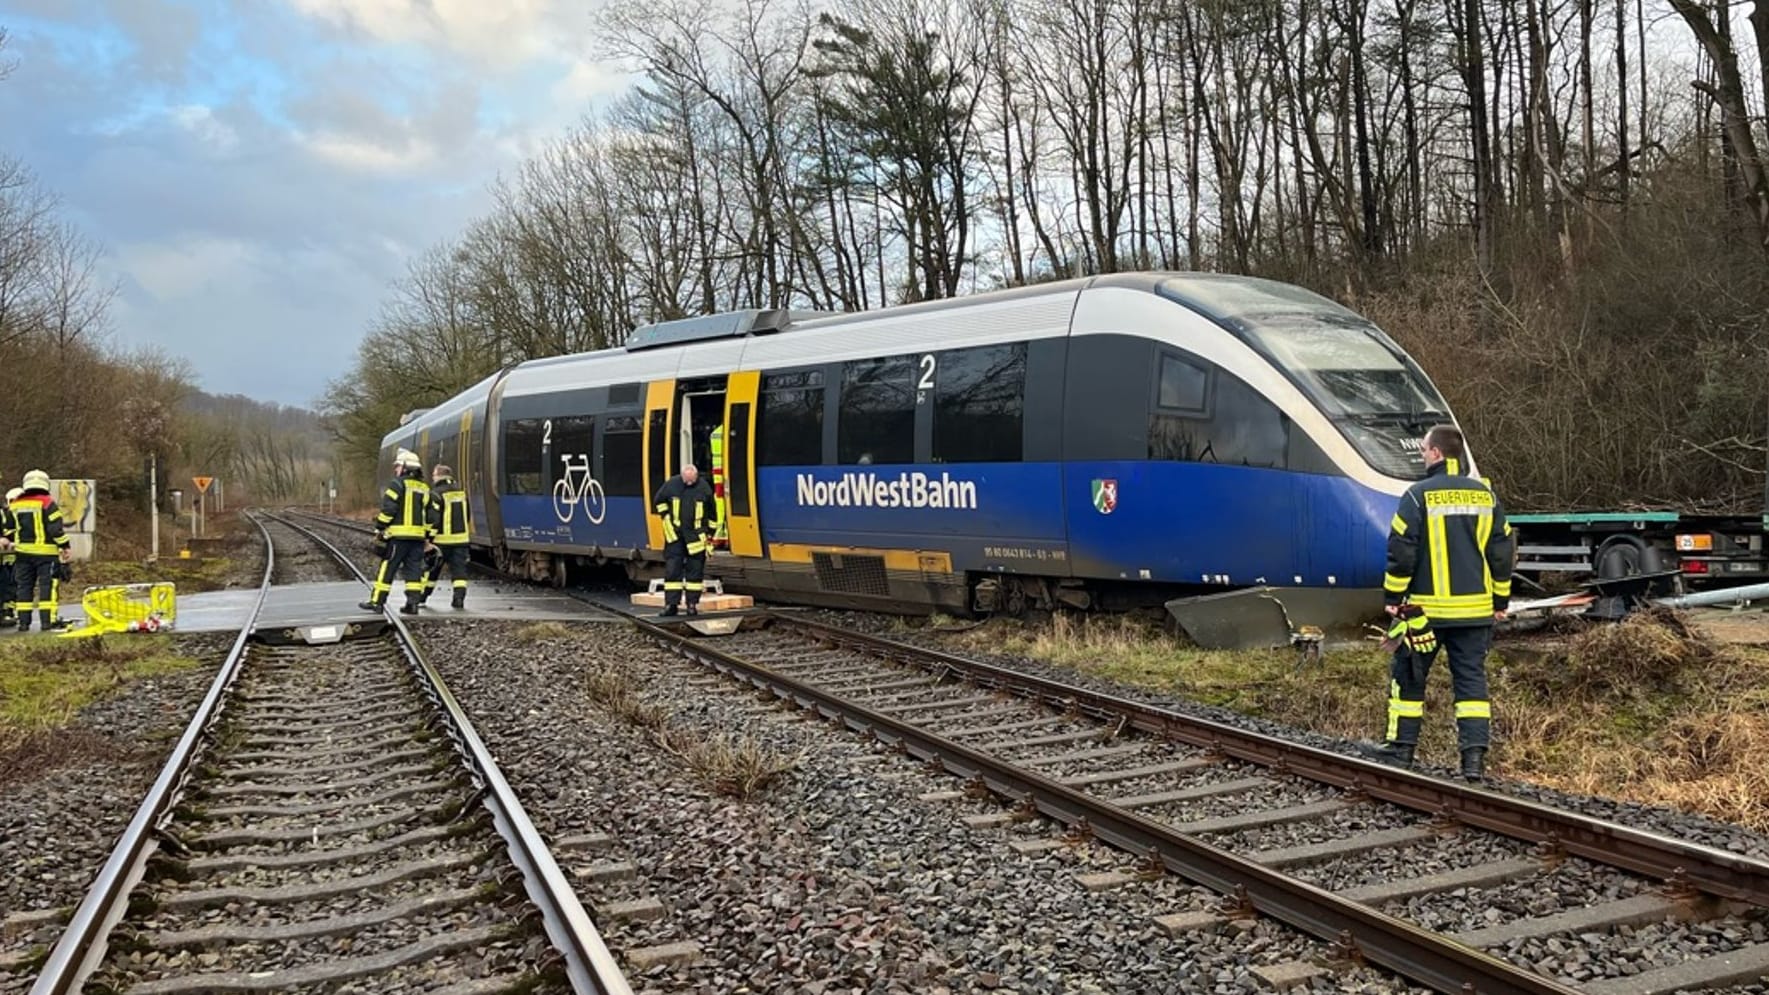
[{"xmin": 379, "ymin": 272, "xmax": 1465, "ymax": 618}]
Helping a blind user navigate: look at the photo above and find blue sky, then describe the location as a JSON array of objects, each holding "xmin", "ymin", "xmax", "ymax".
[{"xmin": 0, "ymin": 0, "xmax": 630, "ymax": 407}]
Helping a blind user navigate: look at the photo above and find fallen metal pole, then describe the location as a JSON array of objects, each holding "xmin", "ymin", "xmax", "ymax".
[{"xmin": 1655, "ymin": 581, "xmax": 1769, "ymax": 609}]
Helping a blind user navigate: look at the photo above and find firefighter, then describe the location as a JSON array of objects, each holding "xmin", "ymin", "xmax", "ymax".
[
  {"xmin": 422, "ymin": 463, "xmax": 471, "ymax": 609},
  {"xmin": 9, "ymin": 471, "xmax": 72, "ymax": 632},
  {"xmin": 652, "ymin": 462, "xmax": 719, "ymax": 616},
  {"xmin": 709, "ymin": 423, "xmax": 727, "ymax": 548},
  {"xmin": 359, "ymin": 449, "xmax": 432, "ymax": 616},
  {"xmin": 1361, "ymin": 425, "xmax": 1514, "ymax": 782},
  {"xmin": 0, "ymin": 487, "xmax": 18, "ymax": 626}
]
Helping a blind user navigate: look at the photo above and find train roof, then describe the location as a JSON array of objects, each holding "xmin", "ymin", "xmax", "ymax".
[{"xmin": 401, "ymin": 271, "xmax": 1362, "ymax": 415}]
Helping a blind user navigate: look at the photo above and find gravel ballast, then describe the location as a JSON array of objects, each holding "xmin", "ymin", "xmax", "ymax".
[
  {"xmin": 0, "ymin": 632, "xmax": 232, "ymax": 992},
  {"xmin": 800, "ymin": 608, "xmax": 1769, "ymax": 860},
  {"xmin": 422, "ymin": 619, "xmax": 1428, "ymax": 994}
]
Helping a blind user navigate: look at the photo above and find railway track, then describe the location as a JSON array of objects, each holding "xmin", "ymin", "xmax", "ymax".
[
  {"xmin": 28, "ymin": 512, "xmax": 630, "ymax": 995},
  {"xmin": 641, "ymin": 616, "xmax": 1769, "ymax": 994},
  {"xmin": 291, "ymin": 510, "xmax": 1769, "ymax": 993}
]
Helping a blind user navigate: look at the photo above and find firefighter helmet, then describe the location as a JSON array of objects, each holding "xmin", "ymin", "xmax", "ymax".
[{"xmin": 22, "ymin": 470, "xmax": 50, "ymax": 492}]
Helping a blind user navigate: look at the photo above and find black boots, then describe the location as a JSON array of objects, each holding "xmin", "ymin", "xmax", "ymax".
[
  {"xmin": 451, "ymin": 589, "xmax": 466, "ymax": 610},
  {"xmin": 1358, "ymin": 740, "xmax": 1416, "ymax": 768},
  {"xmin": 359, "ymin": 600, "xmax": 382, "ymax": 612},
  {"xmin": 1461, "ymin": 747, "xmax": 1487, "ymax": 782},
  {"xmin": 657, "ymin": 605, "xmax": 679, "ymax": 618}
]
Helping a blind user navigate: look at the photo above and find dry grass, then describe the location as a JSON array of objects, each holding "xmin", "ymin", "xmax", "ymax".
[
  {"xmin": 655, "ymin": 728, "xmax": 802, "ymax": 799},
  {"xmin": 581, "ymin": 659, "xmax": 801, "ymax": 800},
  {"xmin": 932, "ymin": 610, "xmax": 1769, "ymax": 832}
]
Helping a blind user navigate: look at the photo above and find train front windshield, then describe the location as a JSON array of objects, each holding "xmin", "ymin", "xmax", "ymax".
[
  {"xmin": 1157, "ymin": 276, "xmax": 1450, "ymax": 481},
  {"xmin": 1245, "ymin": 319, "xmax": 1447, "ymax": 479}
]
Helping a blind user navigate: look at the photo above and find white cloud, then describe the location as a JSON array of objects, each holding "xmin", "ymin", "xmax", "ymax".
[
  {"xmin": 168, "ymin": 104, "xmax": 239, "ymax": 153},
  {"xmin": 302, "ymin": 130, "xmax": 436, "ymax": 173},
  {"xmin": 285, "ymin": 0, "xmax": 569, "ymax": 65},
  {"xmin": 552, "ymin": 58, "xmax": 630, "ymax": 107},
  {"xmin": 120, "ymin": 236, "xmax": 262, "ymax": 302}
]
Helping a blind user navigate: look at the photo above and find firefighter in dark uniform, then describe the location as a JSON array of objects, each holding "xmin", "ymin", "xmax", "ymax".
[
  {"xmin": 360, "ymin": 449, "xmax": 432, "ymax": 616},
  {"xmin": 652, "ymin": 462, "xmax": 719, "ymax": 616},
  {"xmin": 0, "ymin": 488, "xmax": 19, "ymax": 626},
  {"xmin": 1362, "ymin": 425, "xmax": 1514, "ymax": 782},
  {"xmin": 9, "ymin": 470, "xmax": 72, "ymax": 632},
  {"xmin": 422, "ymin": 463, "xmax": 471, "ymax": 609}
]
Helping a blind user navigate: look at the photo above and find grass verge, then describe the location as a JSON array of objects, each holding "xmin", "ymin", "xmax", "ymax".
[
  {"xmin": 931, "ymin": 610, "xmax": 1769, "ymax": 832},
  {"xmin": 0, "ymin": 634, "xmax": 202, "ymax": 763}
]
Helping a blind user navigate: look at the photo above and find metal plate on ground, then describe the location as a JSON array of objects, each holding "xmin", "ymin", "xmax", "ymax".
[{"xmin": 1166, "ymin": 586, "xmax": 1381, "ymax": 650}]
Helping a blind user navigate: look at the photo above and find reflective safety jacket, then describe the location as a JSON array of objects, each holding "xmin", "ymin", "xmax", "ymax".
[
  {"xmin": 429, "ymin": 477, "xmax": 470, "ymax": 546},
  {"xmin": 652, "ymin": 475, "xmax": 719, "ymax": 554},
  {"xmin": 1383, "ymin": 458, "xmax": 1514, "ymax": 624},
  {"xmin": 709, "ymin": 427, "xmax": 725, "ymax": 497},
  {"xmin": 8, "ymin": 491, "xmax": 70, "ymax": 556},
  {"xmin": 375, "ymin": 473, "xmax": 433, "ymax": 540}
]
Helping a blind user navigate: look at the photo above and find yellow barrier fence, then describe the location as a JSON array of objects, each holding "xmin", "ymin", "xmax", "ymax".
[{"xmin": 58, "ymin": 583, "xmax": 177, "ymax": 638}]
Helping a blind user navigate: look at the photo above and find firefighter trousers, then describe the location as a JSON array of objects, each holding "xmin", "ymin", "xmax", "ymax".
[
  {"xmin": 662, "ymin": 539, "xmax": 705, "ymax": 609},
  {"xmin": 371, "ymin": 539, "xmax": 428, "ymax": 607},
  {"xmin": 1386, "ymin": 623, "xmax": 1492, "ymax": 750},
  {"xmin": 15, "ymin": 554, "xmax": 59, "ymax": 629},
  {"xmin": 423, "ymin": 545, "xmax": 470, "ymax": 603}
]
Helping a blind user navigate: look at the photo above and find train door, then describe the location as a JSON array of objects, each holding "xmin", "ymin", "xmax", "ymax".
[
  {"xmin": 480, "ymin": 368, "xmax": 516, "ymax": 544},
  {"xmin": 722, "ymin": 371, "xmax": 762, "ymax": 557},
  {"xmin": 677, "ymin": 382, "xmax": 728, "ymax": 480},
  {"xmin": 642, "ymin": 379, "xmax": 677, "ymax": 550},
  {"xmin": 455, "ymin": 409, "xmax": 472, "ymax": 503}
]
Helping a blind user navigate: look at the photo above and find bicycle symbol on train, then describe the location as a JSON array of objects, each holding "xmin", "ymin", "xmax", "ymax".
[{"xmin": 552, "ymin": 453, "xmax": 606, "ymax": 526}]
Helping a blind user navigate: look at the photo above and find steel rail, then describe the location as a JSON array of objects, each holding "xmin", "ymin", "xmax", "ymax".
[
  {"xmin": 288, "ymin": 515, "xmax": 1769, "ymax": 908},
  {"xmin": 30, "ymin": 513, "xmax": 280, "ymax": 995},
  {"xmin": 776, "ymin": 615, "xmax": 1769, "ymax": 906},
  {"xmin": 632, "ymin": 616, "xmax": 1579, "ymax": 995},
  {"xmin": 264, "ymin": 512, "xmax": 632, "ymax": 995}
]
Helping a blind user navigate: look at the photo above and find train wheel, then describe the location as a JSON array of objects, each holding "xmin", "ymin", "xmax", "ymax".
[{"xmin": 1003, "ymin": 579, "xmax": 1028, "ymax": 618}]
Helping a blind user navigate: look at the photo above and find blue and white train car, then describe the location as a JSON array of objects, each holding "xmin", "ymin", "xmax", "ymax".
[{"xmin": 381, "ymin": 272, "xmax": 1463, "ymax": 618}]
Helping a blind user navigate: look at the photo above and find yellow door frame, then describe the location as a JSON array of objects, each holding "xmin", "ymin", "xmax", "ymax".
[
  {"xmin": 642, "ymin": 379, "xmax": 676, "ymax": 551},
  {"xmin": 722, "ymin": 371, "xmax": 762, "ymax": 557}
]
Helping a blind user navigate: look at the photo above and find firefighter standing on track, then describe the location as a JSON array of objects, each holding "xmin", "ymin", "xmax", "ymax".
[
  {"xmin": 0, "ymin": 487, "xmax": 19, "ymax": 626},
  {"xmin": 8, "ymin": 471, "xmax": 72, "ymax": 633},
  {"xmin": 652, "ymin": 462, "xmax": 720, "ymax": 617},
  {"xmin": 359, "ymin": 449, "xmax": 432, "ymax": 617},
  {"xmin": 421, "ymin": 463, "xmax": 471, "ymax": 610},
  {"xmin": 1361, "ymin": 425, "xmax": 1513, "ymax": 782}
]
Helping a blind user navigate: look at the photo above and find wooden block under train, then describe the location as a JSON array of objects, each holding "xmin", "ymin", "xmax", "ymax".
[{"xmin": 630, "ymin": 592, "xmax": 754, "ymax": 612}]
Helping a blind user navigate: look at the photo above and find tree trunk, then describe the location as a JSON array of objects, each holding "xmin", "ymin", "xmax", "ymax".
[
  {"xmin": 1615, "ymin": 0, "xmax": 1630, "ymax": 213},
  {"xmin": 1670, "ymin": 0, "xmax": 1769, "ymax": 250},
  {"xmin": 1459, "ymin": 0, "xmax": 1495, "ymax": 271}
]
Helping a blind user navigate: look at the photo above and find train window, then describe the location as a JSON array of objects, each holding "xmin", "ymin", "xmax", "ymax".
[
  {"xmin": 932, "ymin": 343, "xmax": 1025, "ymax": 462},
  {"xmin": 838, "ymin": 356, "xmax": 914, "ymax": 465},
  {"xmin": 504, "ymin": 419, "xmax": 545, "ymax": 495},
  {"xmin": 1211, "ymin": 376, "xmax": 1288, "ymax": 469},
  {"xmin": 1157, "ymin": 354, "xmax": 1210, "ymax": 412},
  {"xmin": 727, "ymin": 402, "xmax": 753, "ymax": 516},
  {"xmin": 552, "ymin": 416, "xmax": 595, "ymax": 488},
  {"xmin": 759, "ymin": 371, "xmax": 824, "ymax": 466},
  {"xmin": 608, "ymin": 383, "xmax": 641, "ymax": 406},
  {"xmin": 1149, "ymin": 372, "xmax": 1288, "ymax": 468},
  {"xmin": 602, "ymin": 416, "xmax": 642, "ymax": 496}
]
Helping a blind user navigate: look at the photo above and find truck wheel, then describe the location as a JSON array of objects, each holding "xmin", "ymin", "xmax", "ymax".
[{"xmin": 1594, "ymin": 534, "xmax": 1662, "ymax": 579}]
